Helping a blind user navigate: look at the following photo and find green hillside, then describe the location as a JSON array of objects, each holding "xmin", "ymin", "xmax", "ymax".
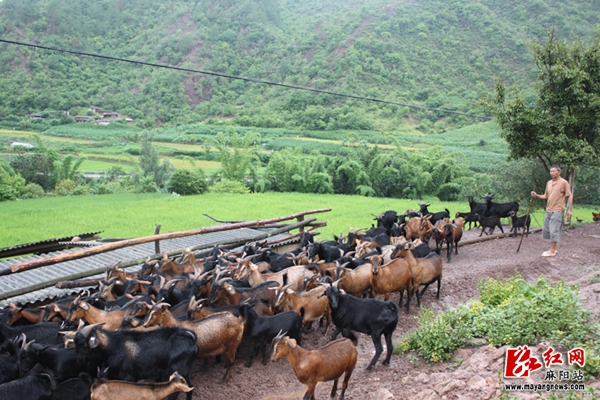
[{"xmin": 0, "ymin": 0, "xmax": 599, "ymax": 132}]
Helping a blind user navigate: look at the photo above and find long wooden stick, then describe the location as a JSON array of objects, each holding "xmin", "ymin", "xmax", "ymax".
[
  {"xmin": 54, "ymin": 220, "xmax": 324, "ymax": 290},
  {"xmin": 517, "ymin": 195, "xmax": 535, "ymax": 253},
  {"xmin": 8, "ymin": 208, "xmax": 331, "ymax": 274}
]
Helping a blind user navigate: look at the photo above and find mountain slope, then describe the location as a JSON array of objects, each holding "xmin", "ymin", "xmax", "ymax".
[{"xmin": 0, "ymin": 0, "xmax": 598, "ymax": 132}]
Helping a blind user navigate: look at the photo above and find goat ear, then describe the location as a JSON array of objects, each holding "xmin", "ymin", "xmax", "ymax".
[
  {"xmin": 286, "ymin": 338, "xmax": 297, "ymax": 349},
  {"xmin": 80, "ymin": 302, "xmax": 90, "ymax": 311}
]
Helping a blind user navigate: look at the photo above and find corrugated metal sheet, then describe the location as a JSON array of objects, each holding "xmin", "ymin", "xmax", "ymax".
[
  {"xmin": 0, "ymin": 231, "xmax": 103, "ymax": 258},
  {"xmin": 0, "ymin": 227, "xmax": 298, "ymax": 308}
]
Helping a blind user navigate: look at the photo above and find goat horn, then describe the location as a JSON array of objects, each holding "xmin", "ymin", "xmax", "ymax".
[
  {"xmin": 79, "ymin": 322, "xmax": 106, "ymax": 338},
  {"xmin": 164, "ymin": 279, "xmax": 183, "ymax": 291},
  {"xmin": 217, "ymin": 277, "xmax": 232, "ymax": 285}
]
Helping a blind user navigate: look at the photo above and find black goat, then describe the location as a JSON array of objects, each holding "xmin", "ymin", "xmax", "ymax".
[
  {"xmin": 466, "ymin": 195, "xmax": 487, "ymax": 216},
  {"xmin": 73, "ymin": 324, "xmax": 198, "ymax": 400},
  {"xmin": 418, "ymin": 203, "xmax": 450, "ymax": 225},
  {"xmin": 374, "ymin": 210, "xmax": 398, "ymax": 237},
  {"xmin": 509, "ymin": 211, "xmax": 531, "ymax": 238},
  {"xmin": 307, "ymin": 242, "xmax": 346, "ymax": 263},
  {"xmin": 51, "ymin": 375, "xmax": 92, "ymax": 400},
  {"xmin": 0, "ymin": 351, "xmax": 19, "ymax": 385},
  {"xmin": 18, "ymin": 337, "xmax": 97, "ymax": 384},
  {"xmin": 478, "ymin": 215, "xmax": 504, "ymax": 236},
  {"xmin": 484, "ymin": 194, "xmax": 519, "ymax": 218},
  {"xmin": 236, "ymin": 301, "xmax": 303, "ymax": 367},
  {"xmin": 455, "ymin": 211, "xmax": 480, "ymax": 230},
  {"xmin": 0, "ymin": 373, "xmax": 53, "ymax": 400},
  {"xmin": 323, "ymin": 285, "xmax": 399, "ymax": 370},
  {"xmin": 0, "ymin": 322, "xmax": 62, "ymax": 353}
]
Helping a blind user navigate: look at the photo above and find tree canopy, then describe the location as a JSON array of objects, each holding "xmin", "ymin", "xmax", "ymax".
[{"xmin": 482, "ymin": 30, "xmax": 600, "ymax": 186}]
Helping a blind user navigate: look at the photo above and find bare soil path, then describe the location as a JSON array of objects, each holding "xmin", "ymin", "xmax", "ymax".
[{"xmin": 191, "ymin": 223, "xmax": 600, "ymax": 399}]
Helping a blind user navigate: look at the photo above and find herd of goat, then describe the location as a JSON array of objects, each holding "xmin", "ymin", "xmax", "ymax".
[{"xmin": 0, "ymin": 194, "xmax": 532, "ymax": 400}]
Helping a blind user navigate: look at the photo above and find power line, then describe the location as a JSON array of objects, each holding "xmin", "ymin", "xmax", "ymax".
[{"xmin": 0, "ymin": 38, "xmax": 492, "ymax": 120}]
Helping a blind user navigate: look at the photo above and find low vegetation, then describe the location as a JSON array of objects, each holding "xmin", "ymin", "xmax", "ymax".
[{"xmin": 398, "ymin": 274, "xmax": 600, "ymax": 378}]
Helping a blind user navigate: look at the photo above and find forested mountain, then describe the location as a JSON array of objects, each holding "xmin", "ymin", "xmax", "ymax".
[{"xmin": 0, "ymin": 0, "xmax": 598, "ymax": 133}]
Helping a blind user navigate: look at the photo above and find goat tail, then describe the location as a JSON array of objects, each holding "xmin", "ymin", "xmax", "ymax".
[
  {"xmin": 386, "ymin": 301, "xmax": 401, "ymax": 315},
  {"xmin": 346, "ymin": 331, "xmax": 359, "ymax": 346},
  {"xmin": 299, "ymin": 306, "xmax": 305, "ymax": 320}
]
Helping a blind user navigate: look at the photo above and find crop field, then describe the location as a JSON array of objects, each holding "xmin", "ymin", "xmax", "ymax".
[
  {"xmin": 1, "ymin": 191, "xmax": 594, "ymax": 249},
  {"xmin": 1, "ymin": 121, "xmax": 508, "ymax": 174}
]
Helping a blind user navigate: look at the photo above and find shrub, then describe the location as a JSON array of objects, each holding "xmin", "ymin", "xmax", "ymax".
[
  {"xmin": 54, "ymin": 179, "xmax": 90, "ymax": 196},
  {"xmin": 399, "ymin": 274, "xmax": 600, "ymax": 379},
  {"xmin": 167, "ymin": 169, "xmax": 208, "ymax": 196},
  {"xmin": 210, "ymin": 180, "xmax": 250, "ymax": 194},
  {"xmin": 19, "ymin": 182, "xmax": 45, "ymax": 199}
]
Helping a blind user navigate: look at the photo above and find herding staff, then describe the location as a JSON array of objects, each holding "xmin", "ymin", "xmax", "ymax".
[{"xmin": 516, "ymin": 194, "xmax": 535, "ymax": 253}]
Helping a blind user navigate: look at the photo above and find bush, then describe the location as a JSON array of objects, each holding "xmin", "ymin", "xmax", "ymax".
[
  {"xmin": 399, "ymin": 274, "xmax": 600, "ymax": 379},
  {"xmin": 54, "ymin": 179, "xmax": 90, "ymax": 196},
  {"xmin": 19, "ymin": 182, "xmax": 45, "ymax": 199},
  {"xmin": 210, "ymin": 180, "xmax": 250, "ymax": 194},
  {"xmin": 167, "ymin": 169, "xmax": 208, "ymax": 196},
  {"xmin": 0, "ymin": 170, "xmax": 25, "ymax": 201}
]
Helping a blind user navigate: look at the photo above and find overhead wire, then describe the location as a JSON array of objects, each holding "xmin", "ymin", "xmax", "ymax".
[{"xmin": 0, "ymin": 38, "xmax": 492, "ymax": 120}]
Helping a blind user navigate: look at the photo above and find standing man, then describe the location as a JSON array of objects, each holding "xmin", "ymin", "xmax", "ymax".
[{"xmin": 531, "ymin": 165, "xmax": 573, "ymax": 257}]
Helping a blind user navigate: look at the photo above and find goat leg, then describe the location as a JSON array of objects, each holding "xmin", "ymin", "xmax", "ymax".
[
  {"xmin": 330, "ymin": 378, "xmax": 339, "ymax": 398},
  {"xmin": 367, "ymin": 334, "xmax": 384, "ymax": 370},
  {"xmin": 383, "ymin": 331, "xmax": 394, "ymax": 365}
]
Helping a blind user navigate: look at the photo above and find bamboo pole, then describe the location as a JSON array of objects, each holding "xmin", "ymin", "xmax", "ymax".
[{"xmin": 8, "ymin": 208, "xmax": 331, "ymax": 274}]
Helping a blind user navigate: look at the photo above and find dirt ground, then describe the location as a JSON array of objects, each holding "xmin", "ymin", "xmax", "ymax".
[{"xmin": 190, "ymin": 222, "xmax": 600, "ymax": 400}]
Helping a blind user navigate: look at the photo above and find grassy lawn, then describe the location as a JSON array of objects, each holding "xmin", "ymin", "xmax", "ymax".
[{"xmin": 1, "ymin": 192, "xmax": 595, "ymax": 248}]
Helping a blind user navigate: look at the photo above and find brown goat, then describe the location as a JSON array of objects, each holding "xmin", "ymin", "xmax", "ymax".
[
  {"xmin": 394, "ymin": 244, "xmax": 443, "ymax": 307},
  {"xmin": 593, "ymin": 212, "xmax": 600, "ymax": 222},
  {"xmin": 5, "ymin": 302, "xmax": 48, "ymax": 325},
  {"xmin": 234, "ymin": 262, "xmax": 314, "ymax": 292},
  {"xmin": 90, "ymin": 372, "xmax": 193, "ymax": 400},
  {"xmin": 273, "ymin": 285, "xmax": 330, "ymax": 332},
  {"xmin": 335, "ymin": 263, "xmax": 373, "ymax": 298},
  {"xmin": 159, "ymin": 252, "xmax": 198, "ymax": 276},
  {"xmin": 271, "ymin": 332, "xmax": 357, "ymax": 400},
  {"xmin": 404, "ymin": 215, "xmax": 433, "ymax": 242},
  {"xmin": 65, "ymin": 296, "xmax": 132, "ymax": 330},
  {"xmin": 368, "ymin": 254, "xmax": 412, "ymax": 312},
  {"xmin": 142, "ymin": 304, "xmax": 244, "ymax": 383}
]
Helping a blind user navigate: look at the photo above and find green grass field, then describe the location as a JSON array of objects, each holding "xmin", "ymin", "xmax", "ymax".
[
  {"xmin": 1, "ymin": 192, "xmax": 595, "ymax": 248},
  {"xmin": 2, "ymin": 120, "xmax": 508, "ymax": 174}
]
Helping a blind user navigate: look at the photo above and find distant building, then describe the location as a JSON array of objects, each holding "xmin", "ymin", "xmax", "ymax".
[
  {"xmin": 89, "ymin": 106, "xmax": 104, "ymax": 113},
  {"xmin": 74, "ymin": 116, "xmax": 94, "ymax": 123},
  {"xmin": 29, "ymin": 113, "xmax": 46, "ymax": 119},
  {"xmin": 102, "ymin": 111, "xmax": 120, "ymax": 119}
]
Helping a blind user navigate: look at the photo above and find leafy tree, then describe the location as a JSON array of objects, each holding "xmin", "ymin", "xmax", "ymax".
[
  {"xmin": 482, "ymin": 30, "xmax": 600, "ymax": 189},
  {"xmin": 137, "ymin": 132, "xmax": 175, "ymax": 189},
  {"xmin": 9, "ymin": 136, "xmax": 59, "ymax": 190},
  {"xmin": 167, "ymin": 169, "xmax": 208, "ymax": 196},
  {"xmin": 54, "ymin": 154, "xmax": 86, "ymax": 183},
  {"xmin": 0, "ymin": 159, "xmax": 25, "ymax": 201},
  {"xmin": 213, "ymin": 129, "xmax": 259, "ymax": 182}
]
